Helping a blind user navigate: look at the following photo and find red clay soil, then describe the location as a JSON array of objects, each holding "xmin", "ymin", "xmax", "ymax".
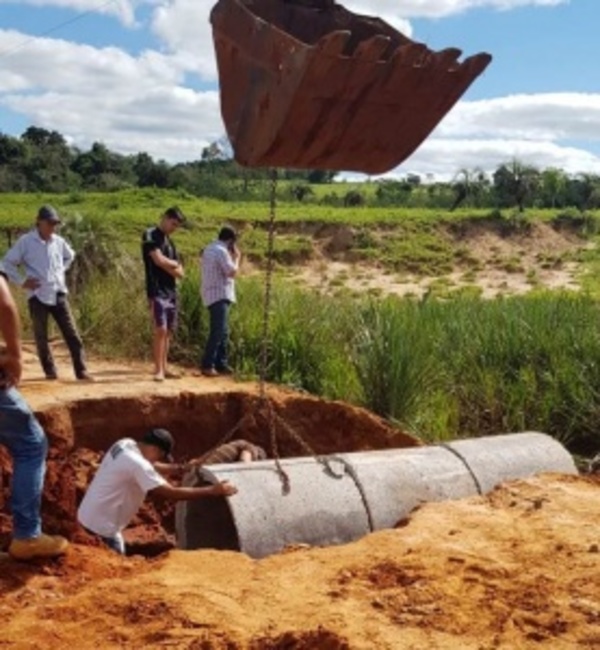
[
  {"xmin": 0, "ymin": 349, "xmax": 418, "ymax": 554},
  {"xmin": 0, "ymin": 475, "xmax": 598, "ymax": 649},
  {"xmin": 1, "ymin": 351, "xmax": 599, "ymax": 649}
]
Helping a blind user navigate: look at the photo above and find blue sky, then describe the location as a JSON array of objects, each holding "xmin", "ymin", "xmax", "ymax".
[{"xmin": 0, "ymin": 0, "xmax": 599, "ymax": 178}]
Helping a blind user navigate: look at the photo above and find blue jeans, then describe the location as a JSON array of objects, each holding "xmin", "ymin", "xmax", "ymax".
[
  {"xmin": 201, "ymin": 300, "xmax": 231, "ymax": 370},
  {"xmin": 0, "ymin": 387, "xmax": 47, "ymax": 540}
]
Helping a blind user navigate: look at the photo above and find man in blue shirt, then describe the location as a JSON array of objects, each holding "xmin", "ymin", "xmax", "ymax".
[
  {"xmin": 2, "ymin": 206, "xmax": 91, "ymax": 381},
  {"xmin": 142, "ymin": 207, "xmax": 185, "ymax": 382},
  {"xmin": 0, "ymin": 261, "xmax": 69, "ymax": 560}
]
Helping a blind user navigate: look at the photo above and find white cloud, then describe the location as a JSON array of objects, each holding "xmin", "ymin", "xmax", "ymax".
[
  {"xmin": 0, "ymin": 30, "xmax": 222, "ymax": 159},
  {"xmin": 0, "ymin": 30, "xmax": 185, "ymax": 94},
  {"xmin": 344, "ymin": 0, "xmax": 567, "ymax": 19},
  {"xmin": 437, "ymin": 93, "xmax": 600, "ymax": 142},
  {"xmin": 0, "ymin": 0, "xmax": 593, "ymax": 178},
  {"xmin": 388, "ymin": 138, "xmax": 600, "ymax": 181},
  {"xmin": 0, "ymin": 0, "xmax": 137, "ymax": 26},
  {"xmin": 151, "ymin": 0, "xmax": 217, "ymax": 80}
]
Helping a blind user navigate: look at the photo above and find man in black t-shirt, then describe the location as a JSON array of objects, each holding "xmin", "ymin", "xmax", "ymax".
[{"xmin": 142, "ymin": 207, "xmax": 185, "ymax": 381}]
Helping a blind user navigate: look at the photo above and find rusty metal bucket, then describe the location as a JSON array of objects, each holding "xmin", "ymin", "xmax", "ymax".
[{"xmin": 210, "ymin": 0, "xmax": 492, "ymax": 174}]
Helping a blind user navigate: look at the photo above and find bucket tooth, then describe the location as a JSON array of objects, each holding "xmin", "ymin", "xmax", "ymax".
[
  {"xmin": 434, "ymin": 47, "xmax": 463, "ymax": 69},
  {"xmin": 351, "ymin": 34, "xmax": 391, "ymax": 61},
  {"xmin": 211, "ymin": 0, "xmax": 492, "ymax": 173},
  {"xmin": 317, "ymin": 29, "xmax": 352, "ymax": 56}
]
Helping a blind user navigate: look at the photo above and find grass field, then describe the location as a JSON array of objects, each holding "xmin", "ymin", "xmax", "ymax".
[
  {"xmin": 2, "ymin": 189, "xmax": 600, "ymax": 456},
  {"xmin": 3, "ymin": 189, "xmax": 599, "ymax": 279}
]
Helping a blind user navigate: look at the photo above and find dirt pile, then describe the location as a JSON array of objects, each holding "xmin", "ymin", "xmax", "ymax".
[{"xmin": 0, "ymin": 474, "xmax": 598, "ymax": 649}]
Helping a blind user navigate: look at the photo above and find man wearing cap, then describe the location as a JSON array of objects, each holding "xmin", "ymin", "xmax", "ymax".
[
  {"xmin": 142, "ymin": 207, "xmax": 185, "ymax": 382},
  {"xmin": 2, "ymin": 205, "xmax": 91, "ymax": 381},
  {"xmin": 77, "ymin": 428, "xmax": 237, "ymax": 554},
  {"xmin": 0, "ymin": 261, "xmax": 70, "ymax": 560},
  {"xmin": 200, "ymin": 226, "xmax": 241, "ymax": 377}
]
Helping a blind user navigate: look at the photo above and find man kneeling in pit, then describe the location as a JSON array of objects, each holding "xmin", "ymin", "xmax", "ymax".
[{"xmin": 77, "ymin": 428, "xmax": 237, "ymax": 554}]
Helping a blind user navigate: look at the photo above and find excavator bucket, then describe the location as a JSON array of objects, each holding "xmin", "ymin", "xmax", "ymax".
[{"xmin": 210, "ymin": 0, "xmax": 492, "ymax": 174}]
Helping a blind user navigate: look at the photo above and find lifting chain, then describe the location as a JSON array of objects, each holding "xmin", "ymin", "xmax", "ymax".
[
  {"xmin": 196, "ymin": 168, "xmax": 345, "ymax": 493},
  {"xmin": 259, "ymin": 168, "xmax": 291, "ymax": 492}
]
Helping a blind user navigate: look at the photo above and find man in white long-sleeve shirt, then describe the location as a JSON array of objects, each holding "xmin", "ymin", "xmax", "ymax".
[{"xmin": 2, "ymin": 206, "xmax": 91, "ymax": 381}]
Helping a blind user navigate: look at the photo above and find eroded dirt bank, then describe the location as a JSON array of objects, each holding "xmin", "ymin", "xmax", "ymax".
[{"xmin": 1, "ymin": 474, "xmax": 598, "ymax": 649}]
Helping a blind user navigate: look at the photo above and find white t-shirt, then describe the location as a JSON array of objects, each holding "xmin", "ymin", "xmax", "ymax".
[{"xmin": 78, "ymin": 438, "xmax": 167, "ymax": 537}]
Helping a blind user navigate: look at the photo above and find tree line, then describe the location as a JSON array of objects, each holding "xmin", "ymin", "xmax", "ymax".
[
  {"xmin": 1, "ymin": 126, "xmax": 600, "ymax": 211},
  {"xmin": 0, "ymin": 127, "xmax": 336, "ymax": 197}
]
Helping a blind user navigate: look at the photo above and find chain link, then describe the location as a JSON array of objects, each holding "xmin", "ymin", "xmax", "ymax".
[
  {"xmin": 259, "ymin": 169, "xmax": 292, "ymax": 491},
  {"xmin": 258, "ymin": 168, "xmax": 278, "ymax": 399}
]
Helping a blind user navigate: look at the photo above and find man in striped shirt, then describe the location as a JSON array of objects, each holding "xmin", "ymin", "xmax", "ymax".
[{"xmin": 200, "ymin": 227, "xmax": 240, "ymax": 377}]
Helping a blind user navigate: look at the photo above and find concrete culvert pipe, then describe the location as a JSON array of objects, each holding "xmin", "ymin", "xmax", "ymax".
[{"xmin": 176, "ymin": 432, "xmax": 577, "ymax": 559}]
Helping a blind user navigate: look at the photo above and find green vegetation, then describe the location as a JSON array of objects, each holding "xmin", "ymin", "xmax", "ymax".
[
  {"xmin": 2, "ymin": 126, "xmax": 600, "ymax": 212},
  {"xmin": 60, "ymin": 269, "xmax": 600, "ymax": 456},
  {"xmin": 3, "ymin": 190, "xmax": 600, "ymax": 279},
  {"xmin": 3, "ymin": 190, "xmax": 600, "ymax": 457}
]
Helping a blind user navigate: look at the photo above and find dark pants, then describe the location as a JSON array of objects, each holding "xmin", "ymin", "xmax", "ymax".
[
  {"xmin": 201, "ymin": 300, "xmax": 231, "ymax": 370},
  {"xmin": 28, "ymin": 294, "xmax": 87, "ymax": 378}
]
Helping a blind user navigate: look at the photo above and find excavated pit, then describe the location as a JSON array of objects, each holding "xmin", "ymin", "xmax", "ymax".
[{"xmin": 0, "ymin": 389, "xmax": 418, "ymax": 556}]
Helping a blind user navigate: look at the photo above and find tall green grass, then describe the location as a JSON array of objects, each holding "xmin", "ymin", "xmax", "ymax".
[{"xmin": 65, "ymin": 270, "xmax": 600, "ymax": 455}]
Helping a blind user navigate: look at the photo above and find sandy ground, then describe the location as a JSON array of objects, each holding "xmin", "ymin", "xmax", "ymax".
[
  {"xmin": 0, "ymin": 474, "xmax": 598, "ymax": 649},
  {"xmin": 297, "ymin": 222, "xmax": 588, "ymax": 299},
  {"xmin": 16, "ymin": 341, "xmax": 247, "ymax": 412},
  {"xmin": 0, "ymin": 349, "xmax": 599, "ymax": 649}
]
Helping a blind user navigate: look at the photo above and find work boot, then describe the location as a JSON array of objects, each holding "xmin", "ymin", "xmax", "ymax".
[{"xmin": 8, "ymin": 533, "xmax": 69, "ymax": 561}]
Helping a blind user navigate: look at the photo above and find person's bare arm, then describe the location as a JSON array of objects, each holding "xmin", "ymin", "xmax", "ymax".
[
  {"xmin": 150, "ymin": 480, "xmax": 237, "ymax": 501},
  {"xmin": 149, "ymin": 249, "xmax": 184, "ymax": 278},
  {"xmin": 0, "ymin": 275, "xmax": 22, "ymax": 386}
]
